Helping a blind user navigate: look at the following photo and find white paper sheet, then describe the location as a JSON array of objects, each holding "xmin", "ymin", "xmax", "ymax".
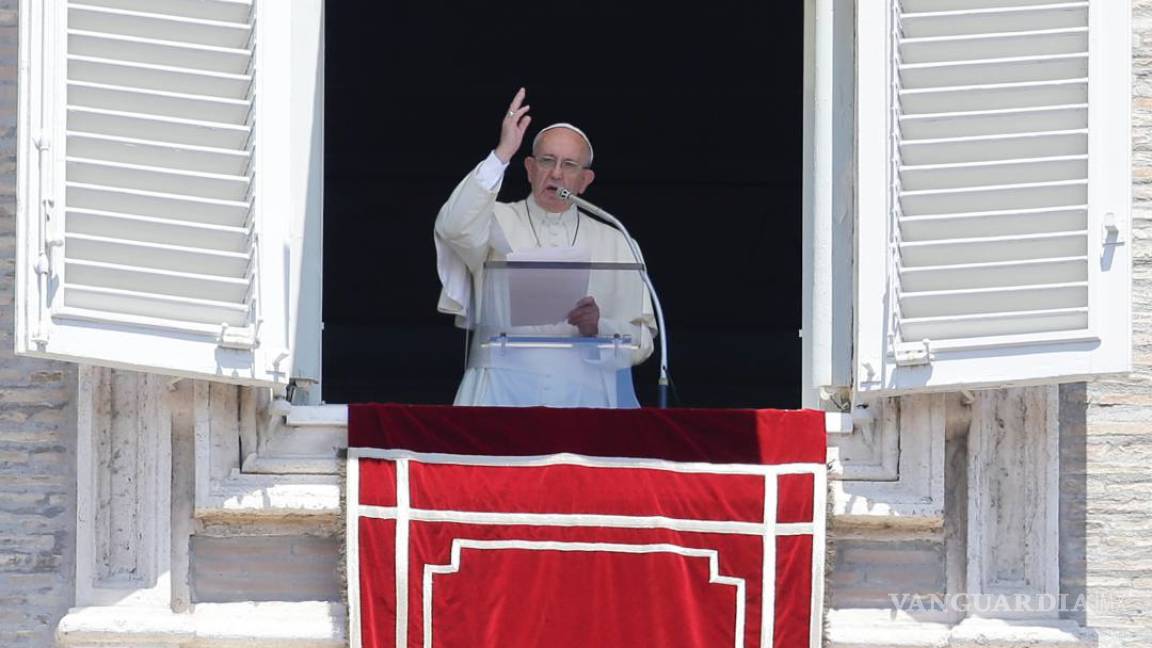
[{"xmin": 504, "ymin": 247, "xmax": 591, "ymax": 326}]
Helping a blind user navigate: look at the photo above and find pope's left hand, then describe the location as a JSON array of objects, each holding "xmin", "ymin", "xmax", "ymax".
[{"xmin": 567, "ymin": 296, "xmax": 600, "ymax": 337}]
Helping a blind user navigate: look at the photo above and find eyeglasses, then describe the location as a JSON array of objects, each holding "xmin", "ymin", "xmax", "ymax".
[{"xmin": 534, "ymin": 155, "xmax": 586, "ymax": 173}]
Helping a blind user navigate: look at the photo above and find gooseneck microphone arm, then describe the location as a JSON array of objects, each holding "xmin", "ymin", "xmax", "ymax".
[{"xmin": 556, "ymin": 188, "xmax": 670, "ymax": 408}]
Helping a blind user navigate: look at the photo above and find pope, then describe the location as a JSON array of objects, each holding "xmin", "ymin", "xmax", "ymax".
[{"xmin": 434, "ymin": 88, "xmax": 657, "ymax": 407}]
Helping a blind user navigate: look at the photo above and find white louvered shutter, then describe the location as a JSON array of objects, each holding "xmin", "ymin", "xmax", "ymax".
[
  {"xmin": 17, "ymin": 0, "xmax": 322, "ymax": 387},
  {"xmin": 855, "ymin": 0, "xmax": 1131, "ymax": 394}
]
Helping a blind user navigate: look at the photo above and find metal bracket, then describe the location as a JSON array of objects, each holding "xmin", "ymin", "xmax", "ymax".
[
  {"xmin": 217, "ymin": 322, "xmax": 259, "ymax": 350},
  {"xmin": 894, "ymin": 339, "xmax": 933, "ymax": 367},
  {"xmin": 268, "ymin": 396, "xmax": 293, "ymax": 418},
  {"xmin": 1103, "ymin": 211, "xmax": 1125, "ymax": 247},
  {"xmin": 819, "ymin": 385, "xmax": 852, "ymax": 412},
  {"xmin": 852, "ymin": 401, "xmax": 877, "ymax": 445}
]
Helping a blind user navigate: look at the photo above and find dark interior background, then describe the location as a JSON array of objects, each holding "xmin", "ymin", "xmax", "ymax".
[{"xmin": 323, "ymin": 0, "xmax": 803, "ymax": 408}]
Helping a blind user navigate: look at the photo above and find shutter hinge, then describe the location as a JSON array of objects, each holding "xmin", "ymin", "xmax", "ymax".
[
  {"xmin": 217, "ymin": 322, "xmax": 260, "ymax": 350},
  {"xmin": 894, "ymin": 339, "xmax": 933, "ymax": 367},
  {"xmin": 40, "ymin": 196, "xmax": 62, "ymax": 269},
  {"xmin": 45, "ymin": 234, "xmax": 62, "ymax": 248}
]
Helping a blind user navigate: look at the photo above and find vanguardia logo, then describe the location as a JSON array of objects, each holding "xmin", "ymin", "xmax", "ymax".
[{"xmin": 888, "ymin": 593, "xmax": 1115, "ymax": 615}]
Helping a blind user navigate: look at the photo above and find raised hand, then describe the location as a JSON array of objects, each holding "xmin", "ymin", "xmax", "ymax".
[
  {"xmin": 567, "ymin": 296, "xmax": 600, "ymax": 337},
  {"xmin": 494, "ymin": 87, "xmax": 531, "ymax": 163}
]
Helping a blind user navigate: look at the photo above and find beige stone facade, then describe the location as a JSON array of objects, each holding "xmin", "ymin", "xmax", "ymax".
[
  {"xmin": 1077, "ymin": 4, "xmax": 1152, "ymax": 644},
  {"xmin": 0, "ymin": 0, "xmax": 77, "ymax": 644}
]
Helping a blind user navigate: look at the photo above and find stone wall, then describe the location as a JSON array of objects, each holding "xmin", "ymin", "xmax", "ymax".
[
  {"xmin": 1076, "ymin": 2, "xmax": 1152, "ymax": 644},
  {"xmin": 0, "ymin": 1, "xmax": 78, "ymax": 646}
]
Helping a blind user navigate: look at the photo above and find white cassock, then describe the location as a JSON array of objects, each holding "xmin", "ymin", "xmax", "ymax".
[{"xmin": 435, "ymin": 152, "xmax": 657, "ymax": 408}]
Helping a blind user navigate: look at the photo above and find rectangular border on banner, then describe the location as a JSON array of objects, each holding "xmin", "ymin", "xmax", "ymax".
[
  {"xmin": 422, "ymin": 540, "xmax": 748, "ymax": 648},
  {"xmin": 346, "ymin": 449, "xmax": 826, "ymax": 648}
]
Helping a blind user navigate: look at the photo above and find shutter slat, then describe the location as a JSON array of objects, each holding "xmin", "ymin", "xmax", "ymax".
[
  {"xmin": 69, "ymin": 31, "xmax": 252, "ymax": 74},
  {"xmin": 69, "ymin": 56, "xmax": 252, "ymax": 98},
  {"xmin": 67, "ymin": 132, "xmax": 250, "ymax": 175},
  {"xmin": 67, "ymin": 158, "xmax": 250, "ymax": 201},
  {"xmin": 68, "ymin": 107, "xmax": 250, "ymax": 148},
  {"xmin": 69, "ymin": 4, "xmax": 252, "ymax": 49},
  {"xmin": 901, "ymin": 104, "xmax": 1087, "ymax": 139},
  {"xmin": 900, "ymin": 308, "xmax": 1089, "ymax": 342},
  {"xmin": 902, "ymin": 0, "xmax": 1081, "ymax": 13},
  {"xmin": 67, "ymin": 208, "xmax": 249, "ymax": 252},
  {"xmin": 899, "ymin": 230, "xmax": 1087, "ymax": 266},
  {"xmin": 901, "ymin": 53, "xmax": 1087, "ymax": 88},
  {"xmin": 899, "ymin": 256, "xmax": 1087, "ymax": 291},
  {"xmin": 900, "ymin": 207, "xmax": 1087, "ymax": 240},
  {"xmin": 66, "ymin": 233, "xmax": 250, "ymax": 277},
  {"xmin": 63, "ymin": 284, "xmax": 250, "ymax": 326},
  {"xmin": 901, "ymin": 79, "xmax": 1087, "ymax": 114},
  {"xmin": 901, "ymin": 28, "xmax": 1088, "ymax": 64},
  {"xmin": 69, "ymin": 82, "xmax": 251, "ymax": 124},
  {"xmin": 900, "ymin": 180, "xmax": 1087, "ymax": 215},
  {"xmin": 900, "ymin": 130, "xmax": 1086, "ymax": 165},
  {"xmin": 899, "ymin": 282, "xmax": 1087, "ymax": 318},
  {"xmin": 73, "ymin": 0, "xmax": 253, "ymax": 23},
  {"xmin": 66, "ymin": 260, "xmax": 250, "ymax": 303},
  {"xmin": 899, "ymin": 155, "xmax": 1087, "ymax": 191},
  {"xmin": 66, "ymin": 184, "xmax": 250, "ymax": 228},
  {"xmin": 901, "ymin": 4, "xmax": 1088, "ymax": 39}
]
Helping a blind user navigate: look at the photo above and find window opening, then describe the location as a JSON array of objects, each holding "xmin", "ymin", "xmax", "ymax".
[{"xmin": 323, "ymin": 1, "xmax": 803, "ymax": 407}]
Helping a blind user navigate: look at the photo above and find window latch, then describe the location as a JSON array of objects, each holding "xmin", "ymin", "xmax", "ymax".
[
  {"xmin": 1103, "ymin": 211, "xmax": 1124, "ymax": 247},
  {"xmin": 894, "ymin": 339, "xmax": 932, "ymax": 367}
]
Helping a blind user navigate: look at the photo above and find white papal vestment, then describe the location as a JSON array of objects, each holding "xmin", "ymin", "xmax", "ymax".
[{"xmin": 434, "ymin": 154, "xmax": 656, "ymax": 408}]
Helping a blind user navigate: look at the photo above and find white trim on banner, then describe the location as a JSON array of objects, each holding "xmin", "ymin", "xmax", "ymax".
[
  {"xmin": 395, "ymin": 459, "xmax": 410, "ymax": 648},
  {"xmin": 345, "ymin": 452, "xmax": 361, "ymax": 648},
  {"xmin": 761, "ymin": 473, "xmax": 778, "ymax": 648},
  {"xmin": 422, "ymin": 540, "xmax": 747, "ymax": 648},
  {"xmin": 355, "ymin": 506, "xmax": 815, "ymax": 537},
  {"xmin": 351, "ymin": 447, "xmax": 821, "ymax": 477}
]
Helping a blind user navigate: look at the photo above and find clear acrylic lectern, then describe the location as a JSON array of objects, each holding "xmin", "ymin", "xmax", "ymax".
[{"xmin": 466, "ymin": 260, "xmax": 648, "ymax": 408}]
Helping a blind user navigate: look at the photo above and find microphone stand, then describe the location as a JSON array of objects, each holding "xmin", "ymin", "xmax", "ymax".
[{"xmin": 556, "ymin": 188, "xmax": 670, "ymax": 408}]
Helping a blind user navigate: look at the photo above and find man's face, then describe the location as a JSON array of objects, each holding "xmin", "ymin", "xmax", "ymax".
[{"xmin": 524, "ymin": 129, "xmax": 595, "ymax": 213}]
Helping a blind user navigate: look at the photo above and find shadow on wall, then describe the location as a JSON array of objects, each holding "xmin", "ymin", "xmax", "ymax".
[{"xmin": 1058, "ymin": 382, "xmax": 1088, "ymax": 629}]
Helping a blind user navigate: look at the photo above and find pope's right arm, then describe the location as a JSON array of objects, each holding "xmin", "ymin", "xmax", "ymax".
[
  {"xmin": 433, "ymin": 152, "xmax": 508, "ymax": 271},
  {"xmin": 435, "ymin": 88, "xmax": 532, "ymax": 272}
]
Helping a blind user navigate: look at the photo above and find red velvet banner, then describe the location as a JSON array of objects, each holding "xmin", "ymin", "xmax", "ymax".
[{"xmin": 347, "ymin": 404, "xmax": 826, "ymax": 648}]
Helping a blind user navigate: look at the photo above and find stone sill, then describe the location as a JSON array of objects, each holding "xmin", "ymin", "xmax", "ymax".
[
  {"xmin": 58, "ymin": 605, "xmax": 1095, "ymax": 648},
  {"xmin": 245, "ymin": 404, "xmax": 942, "ymax": 525},
  {"xmin": 827, "ymin": 611, "xmax": 1095, "ymax": 648},
  {"xmin": 57, "ymin": 602, "xmax": 345, "ymax": 647},
  {"xmin": 285, "ymin": 404, "xmax": 853, "ymax": 431}
]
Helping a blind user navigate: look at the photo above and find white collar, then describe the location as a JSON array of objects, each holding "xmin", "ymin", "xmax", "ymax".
[{"xmin": 526, "ymin": 195, "xmax": 578, "ymax": 225}]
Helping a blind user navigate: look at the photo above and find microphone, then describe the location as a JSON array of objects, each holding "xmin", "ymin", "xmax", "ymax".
[
  {"xmin": 556, "ymin": 189, "xmax": 644, "ymax": 263},
  {"xmin": 555, "ymin": 187, "xmax": 671, "ymax": 407}
]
